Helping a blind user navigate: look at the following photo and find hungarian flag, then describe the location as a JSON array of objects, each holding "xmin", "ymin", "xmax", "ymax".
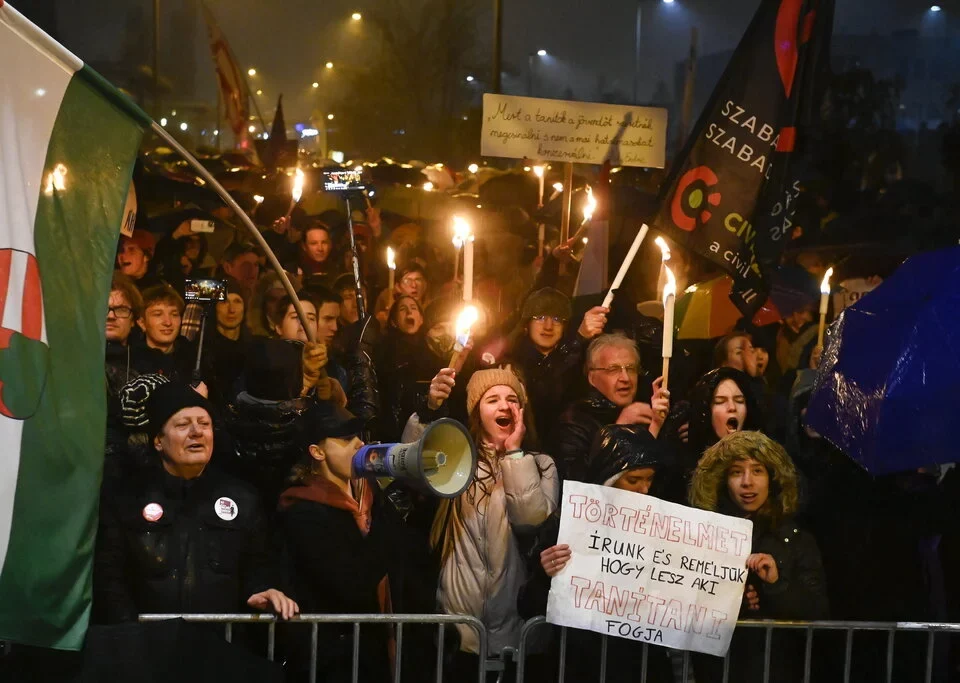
[
  {"xmin": 201, "ymin": 0, "xmax": 250, "ymax": 145},
  {"xmin": 0, "ymin": 2, "xmax": 147, "ymax": 650},
  {"xmin": 654, "ymin": 0, "xmax": 834, "ymax": 316}
]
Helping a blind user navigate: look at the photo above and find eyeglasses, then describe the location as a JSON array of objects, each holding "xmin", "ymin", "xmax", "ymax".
[
  {"xmin": 400, "ymin": 276, "xmax": 425, "ymax": 286},
  {"xmin": 531, "ymin": 315, "xmax": 566, "ymax": 324},
  {"xmin": 107, "ymin": 306, "xmax": 133, "ymax": 319},
  {"xmin": 588, "ymin": 364, "xmax": 639, "ymax": 376}
]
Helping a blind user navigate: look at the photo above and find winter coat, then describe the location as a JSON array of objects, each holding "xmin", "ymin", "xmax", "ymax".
[
  {"xmin": 504, "ymin": 333, "xmax": 587, "ymax": 442},
  {"xmin": 551, "ymin": 389, "xmax": 621, "ymax": 482},
  {"xmin": 374, "ymin": 328, "xmax": 428, "ymax": 441},
  {"xmin": 689, "ymin": 432, "xmax": 828, "ymax": 683},
  {"xmin": 332, "ymin": 315, "xmax": 380, "ymax": 429},
  {"xmin": 93, "ymin": 465, "xmax": 274, "ymax": 623},
  {"xmin": 403, "ymin": 415, "xmax": 559, "ymax": 656},
  {"xmin": 277, "ymin": 476, "xmax": 434, "ymax": 682},
  {"xmin": 105, "ymin": 341, "xmax": 140, "ymax": 466}
]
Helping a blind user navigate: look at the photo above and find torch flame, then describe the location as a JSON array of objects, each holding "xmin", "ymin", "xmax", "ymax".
[
  {"xmin": 452, "ymin": 215, "xmax": 471, "ymax": 248},
  {"xmin": 291, "ymin": 168, "xmax": 305, "ymax": 203},
  {"xmin": 654, "ymin": 236, "xmax": 671, "ymax": 261},
  {"xmin": 582, "ymin": 186, "xmax": 597, "ymax": 222},
  {"xmin": 386, "ymin": 246, "xmax": 396, "ymax": 270},
  {"xmin": 455, "ymin": 305, "xmax": 479, "ymax": 339},
  {"xmin": 553, "ymin": 182, "xmax": 563, "ymax": 193},
  {"xmin": 532, "ymin": 165, "xmax": 545, "ymax": 178},
  {"xmin": 253, "ymin": 194, "xmax": 265, "ymax": 205},
  {"xmin": 662, "ymin": 265, "xmax": 677, "ymax": 304},
  {"xmin": 820, "ymin": 267, "xmax": 834, "ymax": 295}
]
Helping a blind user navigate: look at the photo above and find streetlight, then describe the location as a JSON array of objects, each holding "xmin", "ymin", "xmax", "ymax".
[
  {"xmin": 351, "ymin": 12, "xmax": 362, "ymax": 20},
  {"xmin": 635, "ymin": 0, "xmax": 679, "ymax": 104},
  {"xmin": 312, "ymin": 82, "xmax": 319, "ymax": 88},
  {"xmin": 528, "ymin": 51, "xmax": 548, "ymax": 96},
  {"xmin": 537, "ymin": 49, "xmax": 547, "ymax": 57},
  {"xmin": 256, "ymin": 89, "xmax": 263, "ymax": 95},
  {"xmin": 327, "ymin": 113, "xmax": 335, "ymax": 120},
  {"xmin": 466, "ymin": 75, "xmax": 475, "ymax": 82},
  {"xmin": 247, "ymin": 68, "xmax": 257, "ymax": 76},
  {"xmin": 930, "ymin": 4, "xmax": 942, "ymax": 11},
  {"xmin": 325, "ymin": 61, "xmax": 334, "ymax": 69},
  {"xmin": 179, "ymin": 121, "xmax": 188, "ymax": 131},
  {"xmin": 160, "ymin": 117, "xmax": 168, "ymax": 127}
]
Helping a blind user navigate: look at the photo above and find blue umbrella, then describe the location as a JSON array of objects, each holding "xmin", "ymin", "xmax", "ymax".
[{"xmin": 805, "ymin": 246, "xmax": 960, "ymax": 475}]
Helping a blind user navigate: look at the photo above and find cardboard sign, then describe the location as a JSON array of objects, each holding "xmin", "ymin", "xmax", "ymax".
[
  {"xmin": 546, "ymin": 481, "xmax": 752, "ymax": 657},
  {"xmin": 481, "ymin": 94, "xmax": 667, "ymax": 168}
]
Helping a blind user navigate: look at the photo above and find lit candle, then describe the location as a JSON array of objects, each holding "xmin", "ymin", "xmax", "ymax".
[
  {"xmin": 453, "ymin": 216, "xmax": 474, "ymax": 302},
  {"xmin": 533, "ymin": 165, "xmax": 546, "ymax": 258},
  {"xmin": 284, "ymin": 168, "xmax": 305, "ymax": 220},
  {"xmin": 580, "ymin": 186, "xmax": 596, "ymax": 228},
  {"xmin": 602, "ymin": 224, "xmax": 650, "ymax": 309},
  {"xmin": 449, "ymin": 305, "xmax": 479, "ymax": 373},
  {"xmin": 386, "ymin": 247, "xmax": 396, "ymax": 306},
  {"xmin": 818, "ymin": 266, "xmax": 834, "ymax": 348},
  {"xmin": 549, "ymin": 182, "xmax": 564, "ymax": 202},
  {"xmin": 533, "ymin": 165, "xmax": 545, "ymax": 207}
]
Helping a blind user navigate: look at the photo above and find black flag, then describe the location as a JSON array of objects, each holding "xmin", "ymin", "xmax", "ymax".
[{"xmin": 654, "ymin": 0, "xmax": 834, "ymax": 316}]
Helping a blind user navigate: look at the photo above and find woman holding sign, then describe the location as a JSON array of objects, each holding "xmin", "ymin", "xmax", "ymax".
[
  {"xmin": 520, "ymin": 424, "xmax": 674, "ymax": 683},
  {"xmin": 689, "ymin": 431, "xmax": 828, "ymax": 683}
]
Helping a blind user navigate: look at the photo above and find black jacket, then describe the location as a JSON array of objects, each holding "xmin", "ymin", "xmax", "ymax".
[
  {"xmin": 93, "ymin": 465, "xmax": 275, "ymax": 623},
  {"xmin": 551, "ymin": 389, "xmax": 621, "ymax": 482},
  {"xmin": 694, "ymin": 517, "xmax": 829, "ymax": 683},
  {"xmin": 506, "ymin": 333, "xmax": 587, "ymax": 443},
  {"xmin": 333, "ymin": 316, "xmax": 381, "ymax": 430}
]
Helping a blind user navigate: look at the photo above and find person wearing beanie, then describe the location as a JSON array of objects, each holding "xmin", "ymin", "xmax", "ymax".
[
  {"xmin": 276, "ymin": 402, "xmax": 435, "ymax": 681},
  {"xmin": 519, "ymin": 424, "xmax": 675, "ymax": 683},
  {"xmin": 116, "ymin": 229, "xmax": 162, "ymax": 291},
  {"xmin": 93, "ymin": 382, "xmax": 299, "ymax": 625},
  {"xmin": 403, "ymin": 365, "xmax": 559, "ymax": 672},
  {"xmin": 505, "ymin": 287, "xmax": 610, "ymax": 442}
]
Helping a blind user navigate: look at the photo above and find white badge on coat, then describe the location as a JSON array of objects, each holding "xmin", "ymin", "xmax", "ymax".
[
  {"xmin": 214, "ymin": 497, "xmax": 239, "ymax": 521},
  {"xmin": 142, "ymin": 502, "xmax": 164, "ymax": 522}
]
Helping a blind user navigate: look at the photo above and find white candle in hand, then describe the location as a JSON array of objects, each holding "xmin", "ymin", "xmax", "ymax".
[
  {"xmin": 818, "ymin": 266, "xmax": 833, "ymax": 347},
  {"xmin": 662, "ymin": 266, "xmax": 677, "ymax": 359}
]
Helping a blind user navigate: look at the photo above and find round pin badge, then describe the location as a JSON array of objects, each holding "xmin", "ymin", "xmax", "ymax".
[
  {"xmin": 142, "ymin": 502, "xmax": 164, "ymax": 522},
  {"xmin": 214, "ymin": 497, "xmax": 239, "ymax": 521}
]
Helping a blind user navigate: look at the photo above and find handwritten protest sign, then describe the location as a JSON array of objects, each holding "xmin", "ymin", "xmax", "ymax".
[
  {"xmin": 546, "ymin": 481, "xmax": 752, "ymax": 657},
  {"xmin": 481, "ymin": 94, "xmax": 668, "ymax": 168}
]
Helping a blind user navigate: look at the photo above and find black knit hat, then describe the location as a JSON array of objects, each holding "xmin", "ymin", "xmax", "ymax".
[
  {"xmin": 146, "ymin": 382, "xmax": 214, "ymax": 436},
  {"xmin": 300, "ymin": 402, "xmax": 364, "ymax": 448},
  {"xmin": 521, "ymin": 287, "xmax": 572, "ymax": 323},
  {"xmin": 120, "ymin": 373, "xmax": 171, "ymax": 429}
]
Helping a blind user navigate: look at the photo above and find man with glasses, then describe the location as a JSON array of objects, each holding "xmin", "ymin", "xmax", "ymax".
[
  {"xmin": 105, "ymin": 273, "xmax": 144, "ymax": 463},
  {"xmin": 552, "ymin": 333, "xmax": 668, "ymax": 482}
]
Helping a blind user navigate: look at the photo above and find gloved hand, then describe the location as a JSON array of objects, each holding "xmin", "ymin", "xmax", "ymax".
[{"xmin": 300, "ymin": 342, "xmax": 328, "ymax": 397}]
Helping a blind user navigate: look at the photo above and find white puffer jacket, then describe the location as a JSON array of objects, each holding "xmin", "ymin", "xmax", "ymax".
[{"xmin": 403, "ymin": 415, "xmax": 559, "ymax": 655}]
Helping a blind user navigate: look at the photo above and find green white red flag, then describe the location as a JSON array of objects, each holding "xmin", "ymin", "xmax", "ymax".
[{"xmin": 0, "ymin": 1, "xmax": 148, "ymax": 650}]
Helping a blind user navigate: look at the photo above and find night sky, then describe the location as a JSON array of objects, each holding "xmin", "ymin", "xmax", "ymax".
[{"xmin": 41, "ymin": 0, "xmax": 955, "ymax": 123}]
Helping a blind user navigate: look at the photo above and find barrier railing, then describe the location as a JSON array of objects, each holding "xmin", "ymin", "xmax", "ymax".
[
  {"xmin": 138, "ymin": 612, "xmax": 489, "ymax": 683},
  {"xmin": 514, "ymin": 616, "xmax": 960, "ymax": 683}
]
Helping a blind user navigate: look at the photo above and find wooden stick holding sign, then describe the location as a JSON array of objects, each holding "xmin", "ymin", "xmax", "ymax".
[{"xmin": 601, "ymin": 224, "xmax": 649, "ymax": 309}]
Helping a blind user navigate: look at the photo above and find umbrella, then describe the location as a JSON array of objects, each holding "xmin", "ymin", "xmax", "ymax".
[
  {"xmin": 674, "ymin": 276, "xmax": 782, "ymax": 340},
  {"xmin": 805, "ymin": 246, "xmax": 960, "ymax": 475}
]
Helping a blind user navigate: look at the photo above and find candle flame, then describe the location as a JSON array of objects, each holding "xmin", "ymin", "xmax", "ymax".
[
  {"xmin": 532, "ymin": 165, "xmax": 545, "ymax": 178},
  {"xmin": 552, "ymin": 182, "xmax": 563, "ymax": 193},
  {"xmin": 455, "ymin": 305, "xmax": 479, "ymax": 338},
  {"xmin": 820, "ymin": 267, "xmax": 834, "ymax": 295},
  {"xmin": 291, "ymin": 168, "xmax": 305, "ymax": 203},
  {"xmin": 654, "ymin": 236, "xmax": 671, "ymax": 261},
  {"xmin": 253, "ymin": 194, "xmax": 265, "ymax": 205},
  {"xmin": 386, "ymin": 246, "xmax": 396, "ymax": 270},
  {"xmin": 452, "ymin": 215, "xmax": 471, "ymax": 247},
  {"xmin": 423, "ymin": 181, "xmax": 434, "ymax": 191},
  {"xmin": 582, "ymin": 186, "xmax": 597, "ymax": 222},
  {"xmin": 663, "ymin": 265, "xmax": 677, "ymax": 303}
]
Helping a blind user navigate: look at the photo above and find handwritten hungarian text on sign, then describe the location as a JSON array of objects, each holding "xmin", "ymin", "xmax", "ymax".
[
  {"xmin": 546, "ymin": 481, "xmax": 752, "ymax": 657},
  {"xmin": 481, "ymin": 94, "xmax": 667, "ymax": 168}
]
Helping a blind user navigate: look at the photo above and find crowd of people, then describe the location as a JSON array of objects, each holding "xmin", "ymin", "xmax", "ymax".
[{"xmin": 95, "ymin": 192, "xmax": 960, "ymax": 683}]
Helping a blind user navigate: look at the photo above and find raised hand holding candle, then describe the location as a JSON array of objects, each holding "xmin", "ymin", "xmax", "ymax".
[
  {"xmin": 817, "ymin": 266, "xmax": 834, "ymax": 348},
  {"xmin": 448, "ymin": 305, "xmax": 479, "ymax": 375}
]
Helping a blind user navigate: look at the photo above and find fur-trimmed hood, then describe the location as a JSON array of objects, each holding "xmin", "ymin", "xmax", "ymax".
[{"xmin": 690, "ymin": 430, "xmax": 799, "ymax": 526}]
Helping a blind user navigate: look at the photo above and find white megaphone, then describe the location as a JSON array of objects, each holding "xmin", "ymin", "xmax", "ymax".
[{"xmin": 351, "ymin": 418, "xmax": 477, "ymax": 498}]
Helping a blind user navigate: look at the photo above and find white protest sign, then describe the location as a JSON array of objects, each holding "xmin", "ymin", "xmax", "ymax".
[
  {"xmin": 481, "ymin": 94, "xmax": 668, "ymax": 168},
  {"xmin": 546, "ymin": 481, "xmax": 752, "ymax": 657}
]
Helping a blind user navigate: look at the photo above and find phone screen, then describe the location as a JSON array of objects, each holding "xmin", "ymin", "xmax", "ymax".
[
  {"xmin": 323, "ymin": 170, "xmax": 367, "ymax": 193},
  {"xmin": 184, "ymin": 278, "xmax": 227, "ymax": 302}
]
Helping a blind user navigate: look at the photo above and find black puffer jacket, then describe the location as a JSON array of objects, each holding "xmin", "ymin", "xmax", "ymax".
[
  {"xmin": 505, "ymin": 333, "xmax": 587, "ymax": 443},
  {"xmin": 93, "ymin": 465, "xmax": 274, "ymax": 623},
  {"xmin": 551, "ymin": 389, "xmax": 621, "ymax": 482},
  {"xmin": 335, "ymin": 315, "xmax": 381, "ymax": 430}
]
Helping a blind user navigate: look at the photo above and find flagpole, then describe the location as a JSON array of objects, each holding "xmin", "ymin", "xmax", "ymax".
[{"xmin": 149, "ymin": 120, "xmax": 315, "ymax": 343}]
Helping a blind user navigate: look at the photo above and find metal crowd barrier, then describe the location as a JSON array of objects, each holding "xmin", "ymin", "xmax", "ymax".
[
  {"xmin": 138, "ymin": 612, "xmax": 489, "ymax": 683},
  {"xmin": 514, "ymin": 616, "xmax": 960, "ymax": 683}
]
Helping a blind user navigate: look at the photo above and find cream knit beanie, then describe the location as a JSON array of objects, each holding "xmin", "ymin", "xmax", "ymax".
[{"xmin": 466, "ymin": 366, "xmax": 528, "ymax": 415}]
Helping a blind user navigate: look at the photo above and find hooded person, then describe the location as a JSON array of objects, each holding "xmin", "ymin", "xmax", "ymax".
[
  {"xmin": 517, "ymin": 424, "xmax": 675, "ymax": 681},
  {"xmin": 374, "ymin": 294, "xmax": 427, "ymax": 441},
  {"xmin": 503, "ymin": 288, "xmax": 608, "ymax": 441},
  {"xmin": 277, "ymin": 402, "xmax": 437, "ymax": 683},
  {"xmin": 688, "ymin": 431, "xmax": 828, "ymax": 683},
  {"xmin": 93, "ymin": 382, "xmax": 298, "ymax": 624}
]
